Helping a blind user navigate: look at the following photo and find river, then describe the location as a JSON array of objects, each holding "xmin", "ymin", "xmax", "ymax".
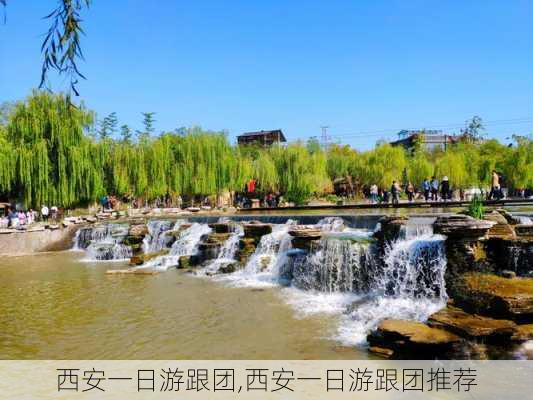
[
  {"xmin": 0, "ymin": 251, "xmax": 368, "ymax": 359},
  {"xmin": 2, "ymin": 211, "xmax": 530, "ymax": 360}
]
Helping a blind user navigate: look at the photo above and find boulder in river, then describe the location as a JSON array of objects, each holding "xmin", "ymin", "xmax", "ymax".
[
  {"xmin": 455, "ymin": 273, "xmax": 533, "ymax": 323},
  {"xmin": 243, "ymin": 221, "xmax": 272, "ymax": 239},
  {"xmin": 129, "ymin": 249, "xmax": 169, "ymax": 265},
  {"xmin": 367, "ymin": 319, "xmax": 462, "ymax": 358},
  {"xmin": 428, "ymin": 306, "xmax": 517, "ymax": 341},
  {"xmin": 374, "ymin": 216, "xmax": 407, "ymax": 243},
  {"xmin": 128, "ymin": 224, "xmax": 148, "ymax": 238},
  {"xmin": 198, "ymin": 233, "xmax": 231, "ymax": 261},
  {"xmin": 288, "ymin": 225, "xmax": 323, "ymax": 250},
  {"xmin": 288, "ymin": 225, "xmax": 322, "ymax": 239},
  {"xmin": 434, "ymin": 215, "xmax": 495, "ymax": 239},
  {"xmin": 208, "ymin": 222, "xmax": 233, "ymax": 234},
  {"xmin": 218, "ymin": 261, "xmax": 239, "ymax": 274},
  {"xmin": 237, "ymin": 238, "xmax": 258, "ymax": 265},
  {"xmin": 515, "ymin": 224, "xmax": 533, "ymax": 237}
]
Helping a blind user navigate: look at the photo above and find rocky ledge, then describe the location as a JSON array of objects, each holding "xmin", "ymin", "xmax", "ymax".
[
  {"xmin": 242, "ymin": 221, "xmax": 272, "ymax": 238},
  {"xmin": 428, "ymin": 306, "xmax": 517, "ymax": 341},
  {"xmin": 129, "ymin": 249, "xmax": 169, "ymax": 266},
  {"xmin": 288, "ymin": 225, "xmax": 323, "ymax": 250},
  {"xmin": 434, "ymin": 215, "xmax": 495, "ymax": 239},
  {"xmin": 456, "ymin": 273, "xmax": 533, "ymax": 323},
  {"xmin": 367, "ymin": 319, "xmax": 462, "ymax": 359},
  {"xmin": 208, "ymin": 222, "xmax": 233, "ymax": 234}
]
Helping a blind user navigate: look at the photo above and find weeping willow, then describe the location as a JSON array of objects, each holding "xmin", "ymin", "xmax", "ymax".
[
  {"xmin": 5, "ymin": 91, "xmax": 102, "ymax": 207},
  {"xmin": 1, "ymin": 91, "xmax": 532, "ymax": 208}
]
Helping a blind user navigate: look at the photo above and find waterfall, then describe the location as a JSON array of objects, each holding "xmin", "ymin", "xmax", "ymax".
[
  {"xmin": 517, "ymin": 216, "xmax": 533, "ymax": 226},
  {"xmin": 340, "ymin": 229, "xmax": 447, "ymax": 344},
  {"xmin": 142, "ymin": 223, "xmax": 212, "ymax": 270},
  {"xmin": 290, "ymin": 238, "xmax": 376, "ymax": 293},
  {"xmin": 201, "ymin": 225, "xmax": 244, "ymax": 274},
  {"xmin": 317, "ymin": 216, "xmax": 345, "ymax": 232},
  {"xmin": 71, "ymin": 215, "xmax": 451, "ymax": 348},
  {"xmin": 142, "ymin": 220, "xmax": 175, "ymax": 253},
  {"xmin": 220, "ymin": 220, "xmax": 295, "ymax": 287},
  {"xmin": 223, "ymin": 216, "xmax": 448, "ymax": 346},
  {"xmin": 73, "ymin": 224, "xmax": 132, "ymax": 261}
]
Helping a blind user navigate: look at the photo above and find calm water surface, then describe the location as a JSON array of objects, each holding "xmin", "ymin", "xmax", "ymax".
[{"xmin": 0, "ymin": 252, "xmax": 366, "ymax": 359}]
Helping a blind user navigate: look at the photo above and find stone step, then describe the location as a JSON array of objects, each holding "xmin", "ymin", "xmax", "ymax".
[{"xmin": 428, "ymin": 306, "xmax": 517, "ymax": 340}]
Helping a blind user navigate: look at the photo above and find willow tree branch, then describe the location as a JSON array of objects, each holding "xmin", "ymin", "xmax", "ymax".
[{"xmin": 39, "ymin": 0, "xmax": 91, "ymax": 96}]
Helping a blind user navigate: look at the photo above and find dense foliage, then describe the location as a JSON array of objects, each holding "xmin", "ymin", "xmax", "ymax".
[{"xmin": 0, "ymin": 92, "xmax": 532, "ymax": 208}]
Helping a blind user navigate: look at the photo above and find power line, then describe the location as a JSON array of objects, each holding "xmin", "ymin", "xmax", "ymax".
[
  {"xmin": 320, "ymin": 125, "xmax": 330, "ymax": 149},
  {"xmin": 285, "ymin": 117, "xmax": 533, "ymax": 144}
]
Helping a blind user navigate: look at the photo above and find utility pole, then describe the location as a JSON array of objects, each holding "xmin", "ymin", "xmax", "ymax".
[{"xmin": 321, "ymin": 125, "xmax": 330, "ymax": 150}]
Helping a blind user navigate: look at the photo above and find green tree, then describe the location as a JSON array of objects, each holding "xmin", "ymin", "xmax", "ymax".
[{"xmin": 120, "ymin": 124, "xmax": 132, "ymax": 143}]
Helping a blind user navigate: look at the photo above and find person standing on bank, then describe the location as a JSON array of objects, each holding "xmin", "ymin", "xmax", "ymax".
[
  {"xmin": 41, "ymin": 204, "xmax": 49, "ymax": 222},
  {"xmin": 441, "ymin": 176, "xmax": 450, "ymax": 201},
  {"xmin": 406, "ymin": 181, "xmax": 415, "ymax": 202},
  {"xmin": 422, "ymin": 178, "xmax": 431, "ymax": 202},
  {"xmin": 391, "ymin": 181, "xmax": 400, "ymax": 205},
  {"xmin": 489, "ymin": 170, "xmax": 501, "ymax": 200},
  {"xmin": 430, "ymin": 176, "xmax": 439, "ymax": 201},
  {"xmin": 370, "ymin": 184, "xmax": 378, "ymax": 204}
]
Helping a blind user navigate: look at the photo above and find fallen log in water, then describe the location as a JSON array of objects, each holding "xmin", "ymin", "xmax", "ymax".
[{"xmin": 106, "ymin": 268, "xmax": 158, "ymax": 275}]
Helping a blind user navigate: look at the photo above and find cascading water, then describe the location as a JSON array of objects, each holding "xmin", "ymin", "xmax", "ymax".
[
  {"xmin": 142, "ymin": 220, "xmax": 175, "ymax": 253},
  {"xmin": 142, "ymin": 222, "xmax": 212, "ymax": 271},
  {"xmin": 240, "ymin": 217, "xmax": 448, "ymax": 345},
  {"xmin": 72, "ymin": 215, "xmax": 450, "ymax": 348},
  {"xmin": 73, "ymin": 224, "xmax": 133, "ymax": 261},
  {"xmin": 317, "ymin": 216, "xmax": 345, "ymax": 232},
  {"xmin": 290, "ymin": 236, "xmax": 376, "ymax": 293},
  {"xmin": 201, "ymin": 225, "xmax": 244, "ymax": 275},
  {"xmin": 339, "ymin": 222, "xmax": 447, "ymax": 344},
  {"xmin": 220, "ymin": 220, "xmax": 296, "ymax": 287},
  {"xmin": 517, "ymin": 216, "xmax": 533, "ymax": 226}
]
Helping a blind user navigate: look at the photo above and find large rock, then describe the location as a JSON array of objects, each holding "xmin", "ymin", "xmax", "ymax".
[
  {"xmin": 218, "ymin": 261, "xmax": 239, "ymax": 274},
  {"xmin": 428, "ymin": 307, "xmax": 517, "ymax": 340},
  {"xmin": 515, "ymin": 225, "xmax": 533, "ymax": 237},
  {"xmin": 374, "ymin": 216, "xmax": 407, "ymax": 243},
  {"xmin": 456, "ymin": 273, "xmax": 533, "ymax": 323},
  {"xmin": 208, "ymin": 222, "xmax": 233, "ymax": 234},
  {"xmin": 434, "ymin": 215, "xmax": 495, "ymax": 239},
  {"xmin": 367, "ymin": 319, "xmax": 462, "ymax": 358},
  {"xmin": 486, "ymin": 237, "xmax": 533, "ymax": 276},
  {"xmin": 484, "ymin": 210, "xmax": 509, "ymax": 225},
  {"xmin": 288, "ymin": 225, "xmax": 323, "ymax": 251},
  {"xmin": 512, "ymin": 324, "xmax": 533, "ymax": 341},
  {"xmin": 128, "ymin": 224, "xmax": 148, "ymax": 237},
  {"xmin": 236, "ymin": 238, "xmax": 257, "ymax": 264},
  {"xmin": 243, "ymin": 221, "xmax": 272, "ymax": 239},
  {"xmin": 288, "ymin": 225, "xmax": 322, "ymax": 239},
  {"xmin": 129, "ymin": 249, "xmax": 169, "ymax": 265},
  {"xmin": 197, "ymin": 233, "xmax": 231, "ymax": 261}
]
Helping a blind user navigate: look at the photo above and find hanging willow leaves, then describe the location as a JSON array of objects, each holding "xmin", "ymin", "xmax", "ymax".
[{"xmin": 1, "ymin": 91, "xmax": 532, "ymax": 207}]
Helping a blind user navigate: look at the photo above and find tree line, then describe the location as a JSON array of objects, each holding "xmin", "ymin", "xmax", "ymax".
[{"xmin": 0, "ymin": 91, "xmax": 531, "ymax": 208}]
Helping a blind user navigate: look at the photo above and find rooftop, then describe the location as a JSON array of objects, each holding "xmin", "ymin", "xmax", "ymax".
[{"xmin": 238, "ymin": 129, "xmax": 287, "ymax": 142}]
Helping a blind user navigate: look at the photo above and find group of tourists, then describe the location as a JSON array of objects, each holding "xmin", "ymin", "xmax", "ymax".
[
  {"xmin": 366, "ymin": 170, "xmax": 511, "ymax": 205},
  {"xmin": 368, "ymin": 176, "xmax": 452, "ymax": 204},
  {"xmin": 3, "ymin": 208, "xmax": 37, "ymax": 228},
  {"xmin": 0, "ymin": 204, "xmax": 59, "ymax": 229}
]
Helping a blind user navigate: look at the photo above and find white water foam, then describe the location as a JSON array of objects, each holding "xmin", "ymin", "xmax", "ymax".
[
  {"xmin": 217, "ymin": 221, "xmax": 296, "ymax": 287},
  {"xmin": 74, "ymin": 224, "xmax": 133, "ymax": 262},
  {"xmin": 142, "ymin": 222, "xmax": 212, "ymax": 271}
]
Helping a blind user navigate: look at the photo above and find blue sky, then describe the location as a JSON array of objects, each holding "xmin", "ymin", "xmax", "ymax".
[{"xmin": 1, "ymin": 0, "xmax": 532, "ymax": 149}]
